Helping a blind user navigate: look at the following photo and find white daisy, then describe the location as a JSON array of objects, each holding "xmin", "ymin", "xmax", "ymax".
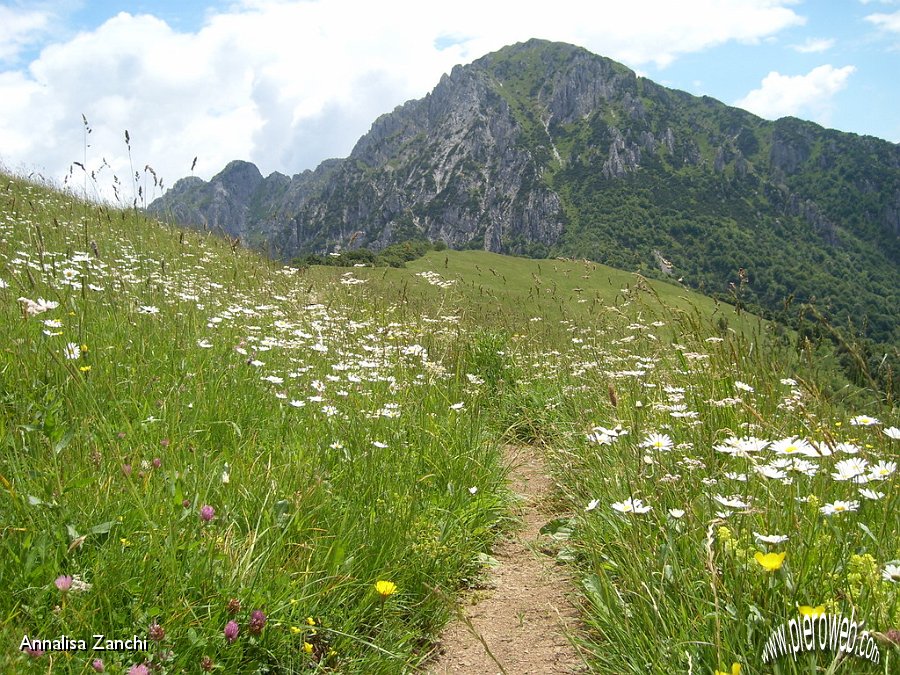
[
  {"xmin": 820, "ymin": 500, "xmax": 860, "ymax": 516},
  {"xmin": 884, "ymin": 426, "xmax": 900, "ymax": 440},
  {"xmin": 611, "ymin": 497, "xmax": 652, "ymax": 514},
  {"xmin": 849, "ymin": 415, "xmax": 880, "ymax": 427},
  {"xmin": 883, "ymin": 563, "xmax": 900, "ymax": 583},
  {"xmin": 754, "ymin": 532, "xmax": 789, "ymax": 545}
]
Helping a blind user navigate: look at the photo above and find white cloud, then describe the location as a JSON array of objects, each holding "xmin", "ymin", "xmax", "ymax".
[
  {"xmin": 0, "ymin": 5, "xmax": 52, "ymax": 62},
  {"xmin": 865, "ymin": 10, "xmax": 900, "ymax": 32},
  {"xmin": 791, "ymin": 37, "xmax": 835, "ymax": 53},
  {"xmin": 0, "ymin": 0, "xmax": 805, "ymax": 199},
  {"xmin": 735, "ymin": 65, "xmax": 856, "ymax": 123}
]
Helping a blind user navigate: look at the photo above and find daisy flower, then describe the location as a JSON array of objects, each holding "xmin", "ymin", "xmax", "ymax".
[
  {"xmin": 849, "ymin": 415, "xmax": 880, "ymax": 426},
  {"xmin": 831, "ymin": 458, "xmax": 868, "ymax": 482},
  {"xmin": 859, "ymin": 488, "xmax": 884, "ymax": 501},
  {"xmin": 771, "ymin": 437, "xmax": 818, "ymax": 457},
  {"xmin": 63, "ymin": 342, "xmax": 81, "ymax": 360},
  {"xmin": 883, "ymin": 563, "xmax": 900, "ymax": 583},
  {"xmin": 713, "ymin": 494, "xmax": 750, "ymax": 509},
  {"xmin": 883, "ymin": 426, "xmax": 900, "ymax": 440},
  {"xmin": 611, "ymin": 497, "xmax": 652, "ymax": 514},
  {"xmin": 754, "ymin": 532, "xmax": 789, "ymax": 545},
  {"xmin": 641, "ymin": 432, "xmax": 674, "ymax": 451},
  {"xmin": 868, "ymin": 460, "xmax": 896, "ymax": 480},
  {"xmin": 820, "ymin": 500, "xmax": 860, "ymax": 516}
]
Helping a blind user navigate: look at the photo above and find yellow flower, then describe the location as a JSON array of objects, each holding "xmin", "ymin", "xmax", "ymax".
[
  {"xmin": 79, "ymin": 365, "xmax": 91, "ymax": 372},
  {"xmin": 375, "ymin": 580, "xmax": 397, "ymax": 597},
  {"xmin": 798, "ymin": 604, "xmax": 825, "ymax": 617},
  {"xmin": 754, "ymin": 551, "xmax": 786, "ymax": 572},
  {"xmin": 290, "ymin": 626, "xmax": 302, "ymax": 635},
  {"xmin": 714, "ymin": 664, "xmax": 741, "ymax": 675},
  {"xmin": 302, "ymin": 642, "xmax": 314, "ymax": 654},
  {"xmin": 306, "ymin": 616, "xmax": 316, "ymax": 626}
]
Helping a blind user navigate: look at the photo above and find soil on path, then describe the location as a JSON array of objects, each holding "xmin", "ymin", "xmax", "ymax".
[{"xmin": 426, "ymin": 445, "xmax": 586, "ymax": 675}]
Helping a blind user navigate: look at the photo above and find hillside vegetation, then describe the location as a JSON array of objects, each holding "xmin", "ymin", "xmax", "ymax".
[{"xmin": 2, "ymin": 174, "xmax": 898, "ymax": 673}]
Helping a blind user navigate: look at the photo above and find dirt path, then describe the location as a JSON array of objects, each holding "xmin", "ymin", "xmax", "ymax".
[{"xmin": 427, "ymin": 445, "xmax": 586, "ymax": 675}]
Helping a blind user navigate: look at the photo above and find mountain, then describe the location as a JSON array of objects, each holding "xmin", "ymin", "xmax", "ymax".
[{"xmin": 149, "ymin": 39, "xmax": 899, "ymax": 355}]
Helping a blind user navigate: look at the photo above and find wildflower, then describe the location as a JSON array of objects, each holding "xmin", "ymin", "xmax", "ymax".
[
  {"xmin": 375, "ymin": 580, "xmax": 397, "ymax": 597},
  {"xmin": 63, "ymin": 342, "xmax": 81, "ymax": 360},
  {"xmin": 611, "ymin": 497, "xmax": 652, "ymax": 514},
  {"xmin": 92, "ymin": 659, "xmax": 105, "ymax": 672},
  {"xmin": 713, "ymin": 494, "xmax": 750, "ymax": 510},
  {"xmin": 468, "ymin": 486, "xmax": 478, "ymax": 495},
  {"xmin": 55, "ymin": 575, "xmax": 73, "ymax": 592},
  {"xmin": 831, "ymin": 458, "xmax": 869, "ymax": 482},
  {"xmin": 754, "ymin": 551, "xmax": 786, "ymax": 572},
  {"xmin": 79, "ymin": 365, "xmax": 92, "ymax": 372},
  {"xmin": 200, "ymin": 505, "xmax": 215, "ymax": 522},
  {"xmin": 798, "ymin": 604, "xmax": 825, "ymax": 617},
  {"xmin": 303, "ymin": 642, "xmax": 314, "ymax": 654},
  {"xmin": 714, "ymin": 664, "xmax": 741, "ymax": 675},
  {"xmin": 449, "ymin": 402, "xmax": 465, "ymax": 410},
  {"xmin": 734, "ymin": 381, "xmax": 754, "ymax": 392},
  {"xmin": 224, "ymin": 620, "xmax": 239, "ymax": 643},
  {"xmin": 849, "ymin": 415, "xmax": 880, "ymax": 426},
  {"xmin": 585, "ymin": 499, "xmax": 599, "ymax": 512},
  {"xmin": 137, "ymin": 305, "xmax": 160, "ymax": 315},
  {"xmin": 127, "ymin": 666, "xmax": 149, "ymax": 675},
  {"xmin": 149, "ymin": 623, "xmax": 165, "ymax": 642},
  {"xmin": 668, "ymin": 508, "xmax": 685, "ymax": 519},
  {"xmin": 227, "ymin": 598, "xmax": 241, "ymax": 615},
  {"xmin": 306, "ymin": 616, "xmax": 316, "ymax": 626},
  {"xmin": 641, "ymin": 432, "xmax": 674, "ymax": 451},
  {"xmin": 19, "ymin": 297, "xmax": 59, "ymax": 316},
  {"xmin": 883, "ymin": 426, "xmax": 900, "ymax": 440},
  {"xmin": 859, "ymin": 488, "xmax": 884, "ymax": 500},
  {"xmin": 753, "ymin": 532, "xmax": 788, "ymax": 545},
  {"xmin": 200, "ymin": 656, "xmax": 214, "ymax": 672},
  {"xmin": 820, "ymin": 500, "xmax": 860, "ymax": 516},
  {"xmin": 869, "ymin": 460, "xmax": 896, "ymax": 480},
  {"xmin": 771, "ymin": 437, "xmax": 817, "ymax": 456},
  {"xmin": 882, "ymin": 563, "xmax": 900, "ymax": 583},
  {"xmin": 248, "ymin": 610, "xmax": 266, "ymax": 636}
]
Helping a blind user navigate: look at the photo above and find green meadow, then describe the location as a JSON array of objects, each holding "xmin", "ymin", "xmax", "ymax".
[{"xmin": 1, "ymin": 175, "xmax": 896, "ymax": 673}]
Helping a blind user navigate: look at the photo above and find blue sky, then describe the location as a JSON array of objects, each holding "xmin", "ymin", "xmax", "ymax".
[{"xmin": 1, "ymin": 0, "xmax": 898, "ymax": 200}]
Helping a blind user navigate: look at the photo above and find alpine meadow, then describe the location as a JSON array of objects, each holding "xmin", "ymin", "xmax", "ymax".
[{"xmin": 1, "ymin": 39, "xmax": 899, "ymax": 675}]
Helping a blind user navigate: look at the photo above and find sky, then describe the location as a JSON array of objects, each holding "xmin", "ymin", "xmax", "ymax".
[{"xmin": 1, "ymin": 0, "xmax": 898, "ymax": 203}]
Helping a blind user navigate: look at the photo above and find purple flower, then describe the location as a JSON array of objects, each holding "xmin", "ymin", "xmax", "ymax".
[
  {"xmin": 152, "ymin": 457, "xmax": 161, "ymax": 469},
  {"xmin": 224, "ymin": 620, "xmax": 239, "ymax": 643},
  {"xmin": 149, "ymin": 622, "xmax": 165, "ymax": 642},
  {"xmin": 182, "ymin": 498, "xmax": 191, "ymax": 509},
  {"xmin": 200, "ymin": 656, "xmax": 214, "ymax": 671},
  {"xmin": 127, "ymin": 665, "xmax": 149, "ymax": 675},
  {"xmin": 226, "ymin": 597, "xmax": 241, "ymax": 615},
  {"xmin": 92, "ymin": 659, "xmax": 105, "ymax": 672},
  {"xmin": 122, "ymin": 463, "xmax": 132, "ymax": 477},
  {"xmin": 55, "ymin": 575, "xmax": 73, "ymax": 592},
  {"xmin": 248, "ymin": 609, "xmax": 266, "ymax": 635},
  {"xmin": 25, "ymin": 646, "xmax": 43, "ymax": 657},
  {"xmin": 200, "ymin": 504, "xmax": 215, "ymax": 522}
]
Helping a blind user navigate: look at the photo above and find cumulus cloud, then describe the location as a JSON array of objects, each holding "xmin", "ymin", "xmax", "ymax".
[
  {"xmin": 791, "ymin": 37, "xmax": 836, "ymax": 53},
  {"xmin": 865, "ymin": 10, "xmax": 900, "ymax": 33},
  {"xmin": 0, "ymin": 0, "xmax": 805, "ymax": 199},
  {"xmin": 735, "ymin": 65, "xmax": 856, "ymax": 123},
  {"xmin": 0, "ymin": 5, "xmax": 52, "ymax": 62}
]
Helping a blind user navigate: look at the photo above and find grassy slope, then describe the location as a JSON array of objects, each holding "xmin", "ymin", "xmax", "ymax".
[{"xmin": 2, "ymin": 175, "xmax": 897, "ymax": 673}]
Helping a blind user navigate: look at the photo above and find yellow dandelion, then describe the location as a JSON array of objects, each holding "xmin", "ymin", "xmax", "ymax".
[
  {"xmin": 375, "ymin": 580, "xmax": 397, "ymax": 597},
  {"xmin": 798, "ymin": 604, "xmax": 826, "ymax": 618},
  {"xmin": 715, "ymin": 664, "xmax": 741, "ymax": 675},
  {"xmin": 754, "ymin": 551, "xmax": 786, "ymax": 572}
]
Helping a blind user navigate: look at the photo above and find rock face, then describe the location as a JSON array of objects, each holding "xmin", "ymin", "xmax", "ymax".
[{"xmin": 149, "ymin": 39, "xmax": 899, "ymax": 346}]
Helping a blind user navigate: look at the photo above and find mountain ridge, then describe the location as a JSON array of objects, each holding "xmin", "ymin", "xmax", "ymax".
[{"xmin": 149, "ymin": 39, "xmax": 899, "ymax": 359}]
